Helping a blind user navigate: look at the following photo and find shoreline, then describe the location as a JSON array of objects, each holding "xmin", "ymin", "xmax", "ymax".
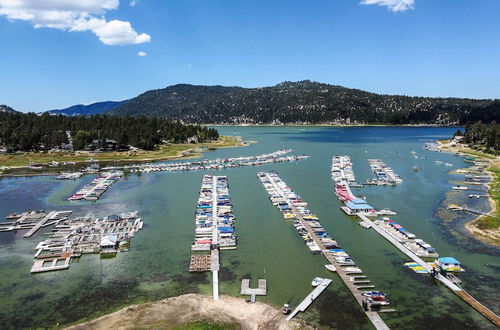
[
  {"xmin": 65, "ymin": 293, "xmax": 307, "ymax": 330},
  {"xmin": 0, "ymin": 136, "xmax": 251, "ymax": 177},
  {"xmin": 436, "ymin": 140, "xmax": 500, "ymax": 246},
  {"xmin": 205, "ymin": 123, "xmax": 462, "ymax": 128}
]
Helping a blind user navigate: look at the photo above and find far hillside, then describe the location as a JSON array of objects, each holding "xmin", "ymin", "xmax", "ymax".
[{"xmin": 109, "ymin": 81, "xmax": 500, "ymax": 125}]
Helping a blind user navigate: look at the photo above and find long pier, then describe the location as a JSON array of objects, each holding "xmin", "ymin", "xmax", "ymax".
[
  {"xmin": 261, "ymin": 172, "xmax": 390, "ymax": 330},
  {"xmin": 190, "ymin": 175, "xmax": 237, "ymax": 301},
  {"xmin": 359, "ymin": 214, "xmax": 500, "ymax": 327},
  {"xmin": 332, "ymin": 154, "xmax": 500, "ymax": 327}
]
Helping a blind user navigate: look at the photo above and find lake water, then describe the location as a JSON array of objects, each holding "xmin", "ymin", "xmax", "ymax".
[{"xmin": 0, "ymin": 126, "xmax": 498, "ymax": 329}]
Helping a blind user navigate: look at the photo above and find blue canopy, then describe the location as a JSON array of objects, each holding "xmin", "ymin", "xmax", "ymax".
[
  {"xmin": 439, "ymin": 257, "xmax": 460, "ymax": 264},
  {"xmin": 346, "ymin": 201, "xmax": 373, "ymax": 210}
]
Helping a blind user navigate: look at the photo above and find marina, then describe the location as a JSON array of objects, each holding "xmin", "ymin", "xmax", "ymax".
[
  {"xmin": 68, "ymin": 171, "xmax": 123, "ymax": 201},
  {"xmin": 258, "ymin": 171, "xmax": 392, "ymax": 330},
  {"xmin": 366, "ymin": 159, "xmax": 403, "ymax": 185},
  {"xmin": 116, "ymin": 149, "xmax": 310, "ymax": 174},
  {"xmin": 30, "ymin": 211, "xmax": 143, "ymax": 273},
  {"xmin": 330, "ymin": 155, "xmax": 500, "ymax": 327},
  {"xmin": 0, "ymin": 127, "xmax": 498, "ymax": 329}
]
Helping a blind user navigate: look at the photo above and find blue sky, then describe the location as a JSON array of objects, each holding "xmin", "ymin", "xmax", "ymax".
[{"xmin": 0, "ymin": 0, "xmax": 499, "ymax": 112}]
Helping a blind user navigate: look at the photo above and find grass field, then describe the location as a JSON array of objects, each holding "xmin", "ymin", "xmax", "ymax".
[{"xmin": 0, "ymin": 136, "xmax": 245, "ymax": 168}]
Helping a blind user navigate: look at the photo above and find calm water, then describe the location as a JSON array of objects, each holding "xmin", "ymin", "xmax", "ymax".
[{"xmin": 0, "ymin": 127, "xmax": 498, "ymax": 329}]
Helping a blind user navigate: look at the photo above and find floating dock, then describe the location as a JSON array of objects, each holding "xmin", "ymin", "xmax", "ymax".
[
  {"xmin": 68, "ymin": 171, "xmax": 123, "ymax": 201},
  {"xmin": 286, "ymin": 278, "xmax": 332, "ymax": 321},
  {"xmin": 367, "ymin": 159, "xmax": 402, "ymax": 185},
  {"xmin": 119, "ymin": 149, "xmax": 311, "ymax": 174},
  {"xmin": 1, "ymin": 210, "xmax": 72, "ymax": 236},
  {"xmin": 31, "ymin": 211, "xmax": 142, "ymax": 273},
  {"xmin": 240, "ymin": 279, "xmax": 267, "ymax": 303}
]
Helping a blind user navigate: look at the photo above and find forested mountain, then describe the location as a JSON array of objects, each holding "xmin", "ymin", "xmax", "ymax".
[
  {"xmin": 0, "ymin": 112, "xmax": 219, "ymax": 151},
  {"xmin": 0, "ymin": 105, "xmax": 18, "ymax": 113},
  {"xmin": 47, "ymin": 100, "xmax": 129, "ymax": 116},
  {"xmin": 110, "ymin": 81, "xmax": 499, "ymax": 125}
]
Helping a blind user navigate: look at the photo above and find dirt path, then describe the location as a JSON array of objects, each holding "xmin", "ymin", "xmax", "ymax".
[{"xmin": 66, "ymin": 294, "xmax": 309, "ymax": 330}]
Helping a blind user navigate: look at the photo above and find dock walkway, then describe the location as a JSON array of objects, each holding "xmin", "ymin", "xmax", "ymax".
[
  {"xmin": 359, "ymin": 214, "xmax": 500, "ymax": 327},
  {"xmin": 287, "ymin": 279, "xmax": 332, "ymax": 321},
  {"xmin": 263, "ymin": 173, "xmax": 390, "ymax": 330},
  {"xmin": 23, "ymin": 211, "xmax": 57, "ymax": 238}
]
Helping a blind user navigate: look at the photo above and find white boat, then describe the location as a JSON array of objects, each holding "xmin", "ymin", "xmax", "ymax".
[
  {"xmin": 311, "ymin": 277, "xmax": 325, "ymax": 287},
  {"xmin": 343, "ymin": 267, "xmax": 362, "ymax": 274},
  {"xmin": 324, "ymin": 264, "xmax": 336, "ymax": 272},
  {"xmin": 452, "ymin": 186, "xmax": 468, "ymax": 191},
  {"xmin": 376, "ymin": 208, "xmax": 397, "ymax": 216}
]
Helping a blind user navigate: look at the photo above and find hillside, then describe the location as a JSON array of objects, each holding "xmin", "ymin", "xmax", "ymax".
[
  {"xmin": 0, "ymin": 104, "xmax": 18, "ymax": 113},
  {"xmin": 47, "ymin": 100, "xmax": 129, "ymax": 116},
  {"xmin": 110, "ymin": 81, "xmax": 499, "ymax": 125}
]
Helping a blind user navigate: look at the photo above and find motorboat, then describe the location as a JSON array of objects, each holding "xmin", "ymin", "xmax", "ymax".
[
  {"xmin": 324, "ymin": 264, "xmax": 336, "ymax": 272},
  {"xmin": 311, "ymin": 277, "xmax": 325, "ymax": 287},
  {"xmin": 343, "ymin": 267, "xmax": 362, "ymax": 274},
  {"xmin": 362, "ymin": 291, "xmax": 386, "ymax": 297}
]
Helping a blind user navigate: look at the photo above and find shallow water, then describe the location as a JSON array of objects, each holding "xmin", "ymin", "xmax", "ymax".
[{"xmin": 0, "ymin": 126, "xmax": 498, "ymax": 329}]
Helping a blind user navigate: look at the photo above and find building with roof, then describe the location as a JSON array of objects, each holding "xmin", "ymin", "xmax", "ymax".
[{"xmin": 436, "ymin": 257, "xmax": 464, "ymax": 272}]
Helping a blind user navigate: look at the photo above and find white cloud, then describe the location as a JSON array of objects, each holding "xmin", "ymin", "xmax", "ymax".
[
  {"xmin": 0, "ymin": 0, "xmax": 151, "ymax": 45},
  {"xmin": 130, "ymin": 0, "xmax": 138, "ymax": 7},
  {"xmin": 137, "ymin": 51, "xmax": 146, "ymax": 56},
  {"xmin": 360, "ymin": 0, "xmax": 414, "ymax": 12},
  {"xmin": 187, "ymin": 64, "xmax": 192, "ymax": 68}
]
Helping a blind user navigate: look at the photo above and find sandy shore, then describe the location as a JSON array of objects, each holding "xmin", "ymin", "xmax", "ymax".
[
  {"xmin": 66, "ymin": 294, "xmax": 309, "ymax": 330},
  {"xmin": 437, "ymin": 140, "xmax": 500, "ymax": 246}
]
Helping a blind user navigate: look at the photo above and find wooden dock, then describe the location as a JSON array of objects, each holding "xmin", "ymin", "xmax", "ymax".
[
  {"xmin": 359, "ymin": 214, "xmax": 500, "ymax": 327},
  {"xmin": 286, "ymin": 279, "xmax": 332, "ymax": 321}
]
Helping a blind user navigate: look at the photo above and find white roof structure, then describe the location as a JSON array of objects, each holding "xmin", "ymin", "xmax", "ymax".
[{"xmin": 100, "ymin": 235, "xmax": 117, "ymax": 247}]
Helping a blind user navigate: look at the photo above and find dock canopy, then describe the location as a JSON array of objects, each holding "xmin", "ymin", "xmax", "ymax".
[
  {"xmin": 100, "ymin": 235, "xmax": 117, "ymax": 248},
  {"xmin": 438, "ymin": 257, "xmax": 460, "ymax": 265},
  {"xmin": 345, "ymin": 201, "xmax": 374, "ymax": 210}
]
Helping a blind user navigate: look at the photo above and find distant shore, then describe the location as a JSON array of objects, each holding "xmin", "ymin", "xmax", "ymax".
[
  {"xmin": 437, "ymin": 140, "xmax": 500, "ymax": 246},
  {"xmin": 206, "ymin": 123, "xmax": 461, "ymax": 127},
  {"xmin": 65, "ymin": 294, "xmax": 307, "ymax": 330},
  {"xmin": 0, "ymin": 136, "xmax": 250, "ymax": 177}
]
